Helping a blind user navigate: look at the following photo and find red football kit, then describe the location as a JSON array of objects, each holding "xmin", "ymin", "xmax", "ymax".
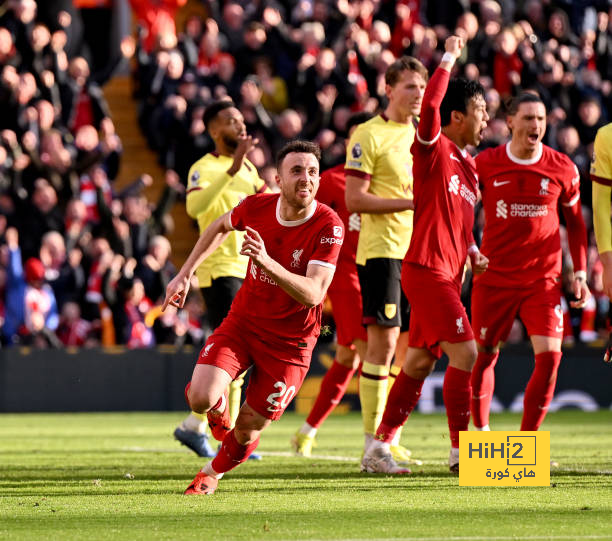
[
  {"xmin": 472, "ymin": 142, "xmax": 587, "ymax": 345},
  {"xmin": 316, "ymin": 164, "xmax": 366, "ymax": 346},
  {"xmin": 197, "ymin": 193, "xmax": 344, "ymax": 420},
  {"xmin": 402, "ymin": 67, "xmax": 479, "ymax": 357}
]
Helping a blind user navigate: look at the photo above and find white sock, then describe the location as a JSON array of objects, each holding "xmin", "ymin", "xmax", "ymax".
[
  {"xmin": 299, "ymin": 423, "xmax": 317, "ymax": 438},
  {"xmin": 449, "ymin": 447, "xmax": 460, "ymax": 464},
  {"xmin": 390, "ymin": 432, "xmax": 401, "ymax": 446},
  {"xmin": 182, "ymin": 413, "xmax": 207, "ymax": 433},
  {"xmin": 475, "ymin": 424, "xmax": 491, "ymax": 431},
  {"xmin": 202, "ymin": 462, "xmax": 224, "ymax": 480}
]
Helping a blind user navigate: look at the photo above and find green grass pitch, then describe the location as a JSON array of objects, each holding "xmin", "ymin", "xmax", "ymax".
[{"xmin": 1, "ymin": 410, "xmax": 611, "ymax": 540}]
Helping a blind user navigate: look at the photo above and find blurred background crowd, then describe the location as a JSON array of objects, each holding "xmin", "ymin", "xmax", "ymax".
[{"xmin": 1, "ymin": 0, "xmax": 612, "ymax": 349}]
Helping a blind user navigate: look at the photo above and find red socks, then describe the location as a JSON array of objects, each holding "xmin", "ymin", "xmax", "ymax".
[
  {"xmin": 375, "ymin": 370, "xmax": 424, "ymax": 444},
  {"xmin": 470, "ymin": 351, "xmax": 499, "ymax": 428},
  {"xmin": 444, "ymin": 366, "xmax": 472, "ymax": 448},
  {"xmin": 521, "ymin": 351, "xmax": 562, "ymax": 431},
  {"xmin": 306, "ymin": 360, "xmax": 356, "ymax": 428},
  {"xmin": 211, "ymin": 429, "xmax": 260, "ymax": 474}
]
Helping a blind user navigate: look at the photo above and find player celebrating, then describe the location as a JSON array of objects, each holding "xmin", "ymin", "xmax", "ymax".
[
  {"xmin": 362, "ymin": 36, "xmax": 489, "ymax": 474},
  {"xmin": 291, "ymin": 112, "xmax": 372, "ymax": 457},
  {"xmin": 163, "ymin": 141, "xmax": 343, "ymax": 495},
  {"xmin": 174, "ymin": 100, "xmax": 267, "ymax": 458},
  {"xmin": 344, "ymin": 56, "xmax": 427, "ymax": 460},
  {"xmin": 469, "ymin": 93, "xmax": 590, "ymax": 433}
]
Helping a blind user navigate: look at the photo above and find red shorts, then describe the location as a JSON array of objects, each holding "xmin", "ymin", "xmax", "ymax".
[
  {"xmin": 402, "ymin": 263, "xmax": 473, "ymax": 359},
  {"xmin": 327, "ymin": 265, "xmax": 367, "ymax": 346},
  {"xmin": 471, "ymin": 279, "xmax": 564, "ymax": 347},
  {"xmin": 196, "ymin": 318, "xmax": 310, "ymax": 421}
]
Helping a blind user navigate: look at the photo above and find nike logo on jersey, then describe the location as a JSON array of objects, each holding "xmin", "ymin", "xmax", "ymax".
[
  {"xmin": 493, "ymin": 180, "xmax": 511, "ymax": 187},
  {"xmin": 450, "ymin": 152, "xmax": 461, "ymax": 163}
]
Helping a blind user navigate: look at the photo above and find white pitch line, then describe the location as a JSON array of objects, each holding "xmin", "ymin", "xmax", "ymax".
[
  {"xmin": 118, "ymin": 448, "xmax": 612, "ymax": 474},
  {"xmin": 295, "ymin": 535, "xmax": 612, "ymax": 541}
]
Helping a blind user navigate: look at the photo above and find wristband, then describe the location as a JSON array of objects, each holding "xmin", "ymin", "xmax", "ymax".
[
  {"xmin": 574, "ymin": 270, "xmax": 587, "ymax": 281},
  {"xmin": 441, "ymin": 52, "xmax": 456, "ymax": 65},
  {"xmin": 468, "ymin": 244, "xmax": 479, "ymax": 255}
]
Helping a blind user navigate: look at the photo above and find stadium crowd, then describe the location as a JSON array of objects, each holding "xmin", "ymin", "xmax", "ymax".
[{"xmin": 1, "ymin": 0, "xmax": 612, "ymax": 348}]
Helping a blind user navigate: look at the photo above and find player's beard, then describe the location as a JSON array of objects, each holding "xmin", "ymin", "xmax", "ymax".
[
  {"xmin": 284, "ymin": 183, "xmax": 315, "ymax": 210},
  {"xmin": 223, "ymin": 134, "xmax": 239, "ymax": 151}
]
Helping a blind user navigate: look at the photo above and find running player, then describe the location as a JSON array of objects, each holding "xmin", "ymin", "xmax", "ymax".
[
  {"xmin": 173, "ymin": 100, "xmax": 267, "ymax": 458},
  {"xmin": 163, "ymin": 140, "xmax": 344, "ymax": 495},
  {"xmin": 362, "ymin": 36, "xmax": 489, "ymax": 474},
  {"xmin": 344, "ymin": 56, "xmax": 427, "ymax": 459},
  {"xmin": 470, "ymin": 93, "xmax": 590, "ymax": 433}
]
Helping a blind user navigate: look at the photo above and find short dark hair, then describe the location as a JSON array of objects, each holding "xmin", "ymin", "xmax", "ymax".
[
  {"xmin": 440, "ymin": 78, "xmax": 485, "ymax": 127},
  {"xmin": 346, "ymin": 112, "xmax": 374, "ymax": 133},
  {"xmin": 385, "ymin": 56, "xmax": 428, "ymax": 87},
  {"xmin": 276, "ymin": 140, "xmax": 321, "ymax": 169},
  {"xmin": 203, "ymin": 100, "xmax": 235, "ymax": 131},
  {"xmin": 505, "ymin": 92, "xmax": 544, "ymax": 115}
]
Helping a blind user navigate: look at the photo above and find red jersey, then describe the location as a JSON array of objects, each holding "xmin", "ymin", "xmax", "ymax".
[
  {"xmin": 316, "ymin": 163, "xmax": 359, "ymax": 269},
  {"xmin": 475, "ymin": 142, "xmax": 583, "ymax": 288},
  {"xmin": 228, "ymin": 193, "xmax": 344, "ymax": 350},
  {"xmin": 404, "ymin": 67, "xmax": 478, "ymax": 284}
]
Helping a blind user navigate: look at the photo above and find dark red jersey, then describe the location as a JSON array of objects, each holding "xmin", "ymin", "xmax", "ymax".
[
  {"xmin": 229, "ymin": 193, "xmax": 344, "ymax": 350},
  {"xmin": 404, "ymin": 67, "xmax": 478, "ymax": 284},
  {"xmin": 475, "ymin": 142, "xmax": 584, "ymax": 288}
]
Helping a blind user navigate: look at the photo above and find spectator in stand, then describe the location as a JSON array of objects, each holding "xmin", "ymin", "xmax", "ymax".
[
  {"xmin": 3, "ymin": 227, "xmax": 59, "ymax": 346},
  {"xmin": 493, "ymin": 27, "xmax": 523, "ymax": 99},
  {"xmin": 135, "ymin": 234, "xmax": 175, "ymax": 304},
  {"xmin": 574, "ymin": 96, "xmax": 606, "ymax": 148},
  {"xmin": 40, "ymin": 230, "xmax": 84, "ymax": 311},
  {"xmin": 59, "ymin": 56, "xmax": 111, "ymax": 133},
  {"xmin": 56, "ymin": 300, "xmax": 97, "ymax": 347},
  {"xmin": 129, "ymin": 0, "xmax": 187, "ymax": 53}
]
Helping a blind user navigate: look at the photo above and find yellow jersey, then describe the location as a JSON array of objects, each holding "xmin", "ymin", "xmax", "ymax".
[
  {"xmin": 591, "ymin": 122, "xmax": 612, "ymax": 253},
  {"xmin": 186, "ymin": 152, "xmax": 267, "ymax": 287},
  {"xmin": 345, "ymin": 114, "xmax": 415, "ymax": 264}
]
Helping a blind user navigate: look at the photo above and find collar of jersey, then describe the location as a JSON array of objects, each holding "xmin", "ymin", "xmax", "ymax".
[
  {"xmin": 451, "ymin": 141, "xmax": 469, "ymax": 158},
  {"xmin": 276, "ymin": 197, "xmax": 317, "ymax": 227},
  {"xmin": 505, "ymin": 141, "xmax": 542, "ymax": 165}
]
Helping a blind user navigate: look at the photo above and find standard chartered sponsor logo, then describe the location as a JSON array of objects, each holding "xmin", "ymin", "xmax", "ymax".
[
  {"xmin": 447, "ymin": 175, "xmax": 476, "ymax": 206},
  {"xmin": 348, "ymin": 212, "xmax": 361, "ymax": 232},
  {"xmin": 496, "ymin": 200, "xmax": 547, "ymax": 218},
  {"xmin": 496, "ymin": 199, "xmax": 508, "ymax": 219},
  {"xmin": 448, "ymin": 174, "xmax": 460, "ymax": 195},
  {"xmin": 460, "ymin": 184, "xmax": 476, "ymax": 206},
  {"xmin": 510, "ymin": 203, "xmax": 548, "ymax": 217}
]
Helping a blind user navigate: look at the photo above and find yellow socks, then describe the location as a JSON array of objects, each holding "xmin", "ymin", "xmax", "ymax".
[
  {"xmin": 359, "ymin": 361, "xmax": 389, "ymax": 436},
  {"xmin": 228, "ymin": 372, "xmax": 245, "ymax": 425}
]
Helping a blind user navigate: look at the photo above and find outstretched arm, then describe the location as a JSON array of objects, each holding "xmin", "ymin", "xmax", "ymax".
[
  {"xmin": 162, "ymin": 213, "xmax": 232, "ymax": 310},
  {"xmin": 417, "ymin": 36, "xmax": 464, "ymax": 145}
]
